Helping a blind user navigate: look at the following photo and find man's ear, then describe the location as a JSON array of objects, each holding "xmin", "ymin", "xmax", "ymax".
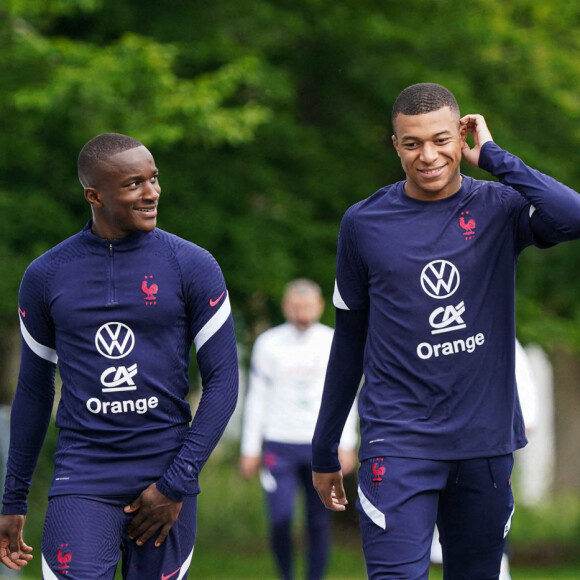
[
  {"xmin": 392, "ymin": 134, "xmax": 401, "ymax": 158},
  {"xmin": 459, "ymin": 122, "xmax": 468, "ymax": 144},
  {"xmin": 84, "ymin": 187, "xmax": 103, "ymax": 208}
]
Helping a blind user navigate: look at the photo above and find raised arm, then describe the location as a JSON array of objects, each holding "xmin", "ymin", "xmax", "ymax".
[{"xmin": 462, "ymin": 113, "xmax": 580, "ymax": 245}]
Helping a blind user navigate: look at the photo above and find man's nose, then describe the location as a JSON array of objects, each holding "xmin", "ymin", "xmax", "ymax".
[
  {"xmin": 420, "ymin": 142, "xmax": 438, "ymax": 164},
  {"xmin": 143, "ymin": 180, "xmax": 160, "ymax": 199}
]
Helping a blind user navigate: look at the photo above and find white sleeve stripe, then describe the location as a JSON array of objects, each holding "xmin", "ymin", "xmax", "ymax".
[
  {"xmin": 529, "ymin": 204, "xmax": 536, "ymax": 218},
  {"xmin": 20, "ymin": 314, "xmax": 58, "ymax": 364},
  {"xmin": 194, "ymin": 294, "xmax": 232, "ymax": 351},
  {"xmin": 358, "ymin": 485, "xmax": 386, "ymax": 529},
  {"xmin": 333, "ymin": 280, "xmax": 350, "ymax": 310}
]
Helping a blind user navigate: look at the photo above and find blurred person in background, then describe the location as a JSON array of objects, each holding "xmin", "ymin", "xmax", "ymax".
[
  {"xmin": 311, "ymin": 82, "xmax": 580, "ymax": 579},
  {"xmin": 0, "ymin": 133, "xmax": 238, "ymax": 579},
  {"xmin": 240, "ymin": 279, "xmax": 358, "ymax": 580}
]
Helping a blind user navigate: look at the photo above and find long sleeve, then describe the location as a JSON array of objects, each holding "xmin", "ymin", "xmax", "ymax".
[
  {"xmin": 156, "ymin": 254, "xmax": 239, "ymax": 501},
  {"xmin": 311, "ymin": 308, "xmax": 367, "ymax": 472},
  {"xmin": 479, "ymin": 141, "xmax": 580, "ymax": 244},
  {"xmin": 2, "ymin": 262, "xmax": 57, "ymax": 515},
  {"xmin": 240, "ymin": 337, "xmax": 270, "ymax": 456}
]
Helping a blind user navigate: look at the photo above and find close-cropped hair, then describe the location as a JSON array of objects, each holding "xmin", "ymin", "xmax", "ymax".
[
  {"xmin": 391, "ymin": 83, "xmax": 460, "ymax": 131},
  {"xmin": 78, "ymin": 133, "xmax": 143, "ymax": 187},
  {"xmin": 284, "ymin": 278, "xmax": 322, "ymax": 298}
]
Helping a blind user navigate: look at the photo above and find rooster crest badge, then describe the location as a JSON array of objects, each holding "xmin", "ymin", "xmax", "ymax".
[
  {"xmin": 142, "ymin": 275, "xmax": 158, "ymax": 305},
  {"xmin": 459, "ymin": 211, "xmax": 476, "ymax": 241}
]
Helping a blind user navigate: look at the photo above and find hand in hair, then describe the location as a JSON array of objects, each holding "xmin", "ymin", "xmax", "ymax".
[{"xmin": 460, "ymin": 114, "xmax": 494, "ymax": 167}]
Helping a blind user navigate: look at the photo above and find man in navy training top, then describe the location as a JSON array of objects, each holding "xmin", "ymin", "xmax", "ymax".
[
  {"xmin": 0, "ymin": 133, "xmax": 239, "ymax": 579},
  {"xmin": 311, "ymin": 83, "xmax": 580, "ymax": 579}
]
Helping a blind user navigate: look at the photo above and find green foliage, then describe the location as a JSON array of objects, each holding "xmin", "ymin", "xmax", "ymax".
[
  {"xmin": 512, "ymin": 493, "xmax": 580, "ymax": 544},
  {"xmin": 4, "ymin": 4, "xmax": 580, "ymax": 576},
  {"xmin": 2, "ymin": 0, "xmax": 580, "ymax": 346}
]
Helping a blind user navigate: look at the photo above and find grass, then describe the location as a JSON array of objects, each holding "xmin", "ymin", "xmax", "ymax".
[{"xmin": 186, "ymin": 546, "xmax": 580, "ymax": 579}]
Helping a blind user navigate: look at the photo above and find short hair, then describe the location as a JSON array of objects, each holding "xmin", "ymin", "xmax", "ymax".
[
  {"xmin": 392, "ymin": 83, "xmax": 460, "ymax": 131},
  {"xmin": 283, "ymin": 278, "xmax": 322, "ymax": 299},
  {"xmin": 78, "ymin": 133, "xmax": 143, "ymax": 187}
]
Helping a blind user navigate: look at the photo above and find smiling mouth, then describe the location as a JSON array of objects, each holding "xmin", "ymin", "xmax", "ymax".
[
  {"xmin": 419, "ymin": 165, "xmax": 446, "ymax": 176},
  {"xmin": 135, "ymin": 206, "xmax": 157, "ymax": 214}
]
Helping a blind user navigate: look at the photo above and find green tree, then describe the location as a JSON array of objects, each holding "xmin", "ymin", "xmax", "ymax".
[{"xmin": 3, "ymin": 0, "xmax": 580, "ymax": 354}]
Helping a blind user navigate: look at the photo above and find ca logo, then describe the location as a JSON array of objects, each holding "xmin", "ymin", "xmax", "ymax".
[
  {"xmin": 95, "ymin": 322, "xmax": 135, "ymax": 359},
  {"xmin": 101, "ymin": 363, "xmax": 138, "ymax": 392},
  {"xmin": 429, "ymin": 302, "xmax": 467, "ymax": 335}
]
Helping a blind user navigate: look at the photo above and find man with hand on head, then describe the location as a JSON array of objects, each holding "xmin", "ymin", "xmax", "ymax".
[
  {"xmin": 312, "ymin": 83, "xmax": 580, "ymax": 579},
  {"xmin": 0, "ymin": 133, "xmax": 238, "ymax": 579}
]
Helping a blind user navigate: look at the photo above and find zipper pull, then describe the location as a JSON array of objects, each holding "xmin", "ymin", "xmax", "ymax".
[{"xmin": 108, "ymin": 242, "xmax": 113, "ymax": 257}]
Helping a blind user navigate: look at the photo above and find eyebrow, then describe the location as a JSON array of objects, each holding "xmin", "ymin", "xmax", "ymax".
[
  {"xmin": 122, "ymin": 169, "xmax": 158, "ymax": 183},
  {"xmin": 401, "ymin": 130, "xmax": 452, "ymax": 142}
]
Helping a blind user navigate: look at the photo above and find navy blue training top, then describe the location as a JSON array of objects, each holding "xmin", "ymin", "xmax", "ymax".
[
  {"xmin": 2, "ymin": 224, "xmax": 239, "ymax": 514},
  {"xmin": 312, "ymin": 142, "xmax": 580, "ymax": 471}
]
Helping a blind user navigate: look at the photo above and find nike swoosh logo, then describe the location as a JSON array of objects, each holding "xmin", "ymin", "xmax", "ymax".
[
  {"xmin": 161, "ymin": 568, "xmax": 180, "ymax": 580},
  {"xmin": 209, "ymin": 291, "xmax": 226, "ymax": 307},
  {"xmin": 18, "ymin": 307, "xmax": 26, "ymax": 317}
]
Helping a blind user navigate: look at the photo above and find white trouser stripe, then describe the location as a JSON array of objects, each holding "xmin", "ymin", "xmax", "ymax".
[
  {"xmin": 358, "ymin": 485, "xmax": 386, "ymax": 530},
  {"xmin": 259, "ymin": 468, "xmax": 277, "ymax": 493},
  {"xmin": 20, "ymin": 313, "xmax": 58, "ymax": 364},
  {"xmin": 504, "ymin": 504, "xmax": 515, "ymax": 538},
  {"xmin": 177, "ymin": 545, "xmax": 195, "ymax": 580},
  {"xmin": 194, "ymin": 294, "xmax": 231, "ymax": 352},
  {"xmin": 42, "ymin": 554, "xmax": 59, "ymax": 579}
]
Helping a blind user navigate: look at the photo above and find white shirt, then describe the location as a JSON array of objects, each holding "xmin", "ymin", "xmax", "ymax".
[
  {"xmin": 515, "ymin": 338, "xmax": 538, "ymax": 430},
  {"xmin": 241, "ymin": 322, "xmax": 358, "ymax": 456}
]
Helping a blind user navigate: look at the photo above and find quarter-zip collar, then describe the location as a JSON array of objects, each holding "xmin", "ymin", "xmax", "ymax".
[{"xmin": 81, "ymin": 220, "xmax": 154, "ymax": 253}]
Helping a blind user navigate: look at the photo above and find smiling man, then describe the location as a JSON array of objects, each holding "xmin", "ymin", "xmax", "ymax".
[
  {"xmin": 312, "ymin": 83, "xmax": 580, "ymax": 579},
  {"xmin": 0, "ymin": 133, "xmax": 239, "ymax": 579}
]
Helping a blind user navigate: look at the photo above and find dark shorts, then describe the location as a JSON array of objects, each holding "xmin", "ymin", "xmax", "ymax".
[
  {"xmin": 357, "ymin": 454, "xmax": 514, "ymax": 580},
  {"xmin": 41, "ymin": 494, "xmax": 197, "ymax": 580}
]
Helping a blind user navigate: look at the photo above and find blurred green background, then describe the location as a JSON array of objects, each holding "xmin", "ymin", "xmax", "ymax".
[{"xmin": 1, "ymin": 0, "xmax": 580, "ymax": 577}]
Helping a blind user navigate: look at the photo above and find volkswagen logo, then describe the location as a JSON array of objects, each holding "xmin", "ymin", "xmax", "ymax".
[
  {"xmin": 95, "ymin": 322, "xmax": 135, "ymax": 359},
  {"xmin": 420, "ymin": 260, "xmax": 460, "ymax": 299}
]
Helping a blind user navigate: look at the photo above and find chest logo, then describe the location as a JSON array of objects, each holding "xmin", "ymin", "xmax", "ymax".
[
  {"xmin": 429, "ymin": 301, "xmax": 467, "ymax": 334},
  {"xmin": 459, "ymin": 210, "xmax": 476, "ymax": 240},
  {"xmin": 142, "ymin": 275, "xmax": 158, "ymax": 305},
  {"xmin": 420, "ymin": 260, "xmax": 460, "ymax": 299},
  {"xmin": 101, "ymin": 363, "xmax": 138, "ymax": 392},
  {"xmin": 95, "ymin": 322, "xmax": 135, "ymax": 359}
]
